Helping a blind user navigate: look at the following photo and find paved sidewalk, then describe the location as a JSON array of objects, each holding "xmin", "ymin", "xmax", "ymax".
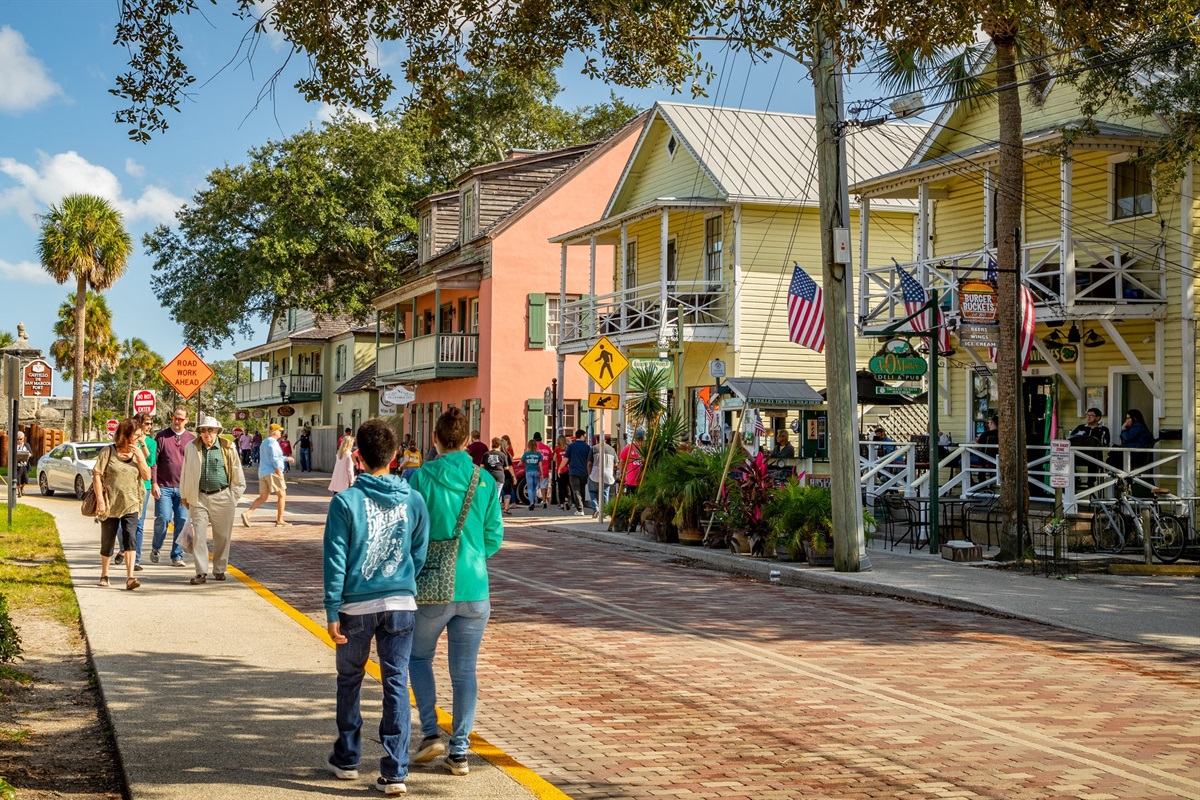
[
  {"xmin": 544, "ymin": 517, "xmax": 1200, "ymax": 655},
  {"xmin": 28, "ymin": 495, "xmax": 543, "ymax": 800}
]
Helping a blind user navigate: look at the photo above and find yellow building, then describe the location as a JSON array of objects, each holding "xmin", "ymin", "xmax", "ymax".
[
  {"xmin": 552, "ymin": 101, "xmax": 927, "ymax": 443},
  {"xmin": 853, "ymin": 78, "xmax": 1197, "ymax": 504}
]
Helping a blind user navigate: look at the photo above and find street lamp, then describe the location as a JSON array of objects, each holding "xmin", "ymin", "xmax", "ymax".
[{"xmin": 278, "ymin": 378, "xmax": 289, "ymax": 403}]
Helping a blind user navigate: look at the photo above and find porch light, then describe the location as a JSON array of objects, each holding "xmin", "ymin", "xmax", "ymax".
[
  {"xmin": 1066, "ymin": 323, "xmax": 1082, "ymax": 344},
  {"xmin": 1043, "ymin": 329, "xmax": 1068, "ymax": 348},
  {"xmin": 1082, "ymin": 329, "xmax": 1107, "ymax": 348}
]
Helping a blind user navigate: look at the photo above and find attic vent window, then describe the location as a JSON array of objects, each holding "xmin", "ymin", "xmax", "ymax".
[{"xmin": 666, "ymin": 135, "xmax": 678, "ymax": 159}]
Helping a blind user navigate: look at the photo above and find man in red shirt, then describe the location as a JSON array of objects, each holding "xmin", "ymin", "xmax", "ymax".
[{"xmin": 466, "ymin": 429, "xmax": 489, "ymax": 465}]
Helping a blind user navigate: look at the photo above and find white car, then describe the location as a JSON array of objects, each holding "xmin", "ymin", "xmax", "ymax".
[{"xmin": 37, "ymin": 442, "xmax": 110, "ymax": 499}]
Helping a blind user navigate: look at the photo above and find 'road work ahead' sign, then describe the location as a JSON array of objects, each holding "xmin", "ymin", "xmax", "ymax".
[{"xmin": 160, "ymin": 347, "xmax": 213, "ymax": 401}]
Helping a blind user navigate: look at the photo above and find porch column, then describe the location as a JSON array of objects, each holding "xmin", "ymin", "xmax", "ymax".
[
  {"xmin": 557, "ymin": 243, "xmax": 567, "ymax": 438},
  {"xmin": 916, "ymin": 183, "xmax": 930, "ymax": 281},
  {"xmin": 393, "ymin": 304, "xmax": 399, "ymax": 345},
  {"xmin": 1181, "ymin": 162, "xmax": 1196, "ymax": 493},
  {"xmin": 433, "ymin": 287, "xmax": 441, "ymax": 334},
  {"xmin": 588, "ymin": 235, "xmax": 597, "ymax": 432},
  {"xmin": 858, "ymin": 197, "xmax": 870, "ymax": 324},
  {"xmin": 374, "ymin": 310, "xmax": 380, "ymax": 352},
  {"xmin": 983, "ymin": 168, "xmax": 994, "ymax": 250},
  {"xmin": 411, "ymin": 297, "xmax": 417, "ymax": 339},
  {"xmin": 620, "ymin": 223, "xmax": 628, "ymax": 290},
  {"xmin": 1061, "ymin": 148, "xmax": 1075, "ymax": 308},
  {"xmin": 733, "ymin": 203, "xmax": 742, "ymax": 354},
  {"xmin": 660, "ymin": 208, "xmax": 669, "ymax": 308}
]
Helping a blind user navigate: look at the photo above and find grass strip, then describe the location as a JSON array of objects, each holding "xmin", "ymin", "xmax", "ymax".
[{"xmin": 0, "ymin": 505, "xmax": 79, "ymax": 627}]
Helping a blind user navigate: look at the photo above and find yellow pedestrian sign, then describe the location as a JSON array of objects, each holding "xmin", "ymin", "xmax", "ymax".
[
  {"xmin": 589, "ymin": 392, "xmax": 620, "ymax": 410},
  {"xmin": 580, "ymin": 336, "xmax": 628, "ymax": 390}
]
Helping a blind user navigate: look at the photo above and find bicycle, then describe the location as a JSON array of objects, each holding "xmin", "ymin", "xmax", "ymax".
[{"xmin": 1090, "ymin": 477, "xmax": 1187, "ymax": 563}]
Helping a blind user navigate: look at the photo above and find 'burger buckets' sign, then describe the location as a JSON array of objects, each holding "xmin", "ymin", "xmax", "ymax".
[{"xmin": 959, "ymin": 279, "xmax": 999, "ymax": 348}]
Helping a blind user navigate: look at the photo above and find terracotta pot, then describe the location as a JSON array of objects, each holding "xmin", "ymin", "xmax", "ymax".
[{"xmin": 678, "ymin": 527, "xmax": 704, "ymax": 546}]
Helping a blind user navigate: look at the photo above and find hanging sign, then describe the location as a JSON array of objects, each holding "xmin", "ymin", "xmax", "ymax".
[
  {"xmin": 869, "ymin": 341, "xmax": 928, "ymax": 380},
  {"xmin": 277, "ymin": 405, "xmax": 296, "ymax": 417},
  {"xmin": 958, "ymin": 280, "xmax": 998, "ymax": 324},
  {"xmin": 383, "ymin": 385, "xmax": 416, "ymax": 406},
  {"xmin": 235, "ymin": 410, "xmax": 250, "ymax": 421}
]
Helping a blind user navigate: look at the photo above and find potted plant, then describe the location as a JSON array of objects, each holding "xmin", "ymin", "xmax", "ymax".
[
  {"xmin": 639, "ymin": 446, "xmax": 730, "ymax": 545},
  {"xmin": 767, "ymin": 480, "xmax": 875, "ymax": 565},
  {"xmin": 603, "ymin": 493, "xmax": 638, "ymax": 533},
  {"xmin": 714, "ymin": 451, "xmax": 776, "ymax": 556}
]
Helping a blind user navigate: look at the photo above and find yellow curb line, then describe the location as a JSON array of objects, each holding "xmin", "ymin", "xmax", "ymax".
[
  {"xmin": 226, "ymin": 565, "xmax": 572, "ymax": 800},
  {"xmin": 1108, "ymin": 564, "xmax": 1200, "ymax": 576}
]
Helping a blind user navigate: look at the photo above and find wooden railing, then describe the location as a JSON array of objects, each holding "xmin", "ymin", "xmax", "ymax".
[
  {"xmin": 560, "ymin": 281, "xmax": 730, "ymax": 347},
  {"xmin": 377, "ymin": 333, "xmax": 479, "ymax": 379}
]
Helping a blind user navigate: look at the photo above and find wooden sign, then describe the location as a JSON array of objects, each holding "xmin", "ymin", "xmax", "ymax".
[
  {"xmin": 159, "ymin": 346, "xmax": 213, "ymax": 400},
  {"xmin": 21, "ymin": 359, "xmax": 53, "ymax": 398},
  {"xmin": 277, "ymin": 405, "xmax": 295, "ymax": 417}
]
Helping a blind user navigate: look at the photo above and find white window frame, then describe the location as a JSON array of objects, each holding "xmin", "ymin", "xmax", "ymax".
[
  {"xmin": 624, "ymin": 238, "xmax": 638, "ymax": 291},
  {"xmin": 546, "ymin": 294, "xmax": 579, "ymax": 348},
  {"xmin": 460, "ymin": 182, "xmax": 478, "ymax": 242},
  {"xmin": 419, "ymin": 211, "xmax": 432, "ymax": 262},
  {"xmin": 1108, "ymin": 153, "xmax": 1155, "ymax": 223},
  {"xmin": 550, "ymin": 400, "xmax": 580, "ymax": 439},
  {"xmin": 469, "ymin": 298, "xmax": 480, "ymax": 334},
  {"xmin": 704, "ymin": 213, "xmax": 723, "ymax": 285}
]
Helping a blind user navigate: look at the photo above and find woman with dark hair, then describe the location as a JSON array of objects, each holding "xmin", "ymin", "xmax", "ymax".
[
  {"xmin": 1118, "ymin": 409, "xmax": 1156, "ymax": 492},
  {"xmin": 93, "ymin": 418, "xmax": 151, "ymax": 590},
  {"xmin": 407, "ymin": 408, "xmax": 504, "ymax": 776}
]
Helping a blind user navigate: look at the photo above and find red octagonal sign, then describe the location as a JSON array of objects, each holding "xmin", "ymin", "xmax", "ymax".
[
  {"xmin": 133, "ymin": 389, "xmax": 157, "ymax": 416},
  {"xmin": 106, "ymin": 419, "xmax": 118, "ymax": 437}
]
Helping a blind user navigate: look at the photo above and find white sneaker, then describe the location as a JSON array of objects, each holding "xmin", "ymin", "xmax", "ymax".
[
  {"xmin": 574, "ymin": 510, "xmax": 586, "ymax": 516},
  {"xmin": 325, "ymin": 757, "xmax": 358, "ymax": 780},
  {"xmin": 443, "ymin": 754, "xmax": 469, "ymax": 776},
  {"xmin": 374, "ymin": 776, "xmax": 407, "ymax": 794}
]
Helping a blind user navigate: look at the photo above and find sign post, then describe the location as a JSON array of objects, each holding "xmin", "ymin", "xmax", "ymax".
[
  {"xmin": 6, "ymin": 355, "xmax": 19, "ymax": 526},
  {"xmin": 21, "ymin": 359, "xmax": 53, "ymax": 398}
]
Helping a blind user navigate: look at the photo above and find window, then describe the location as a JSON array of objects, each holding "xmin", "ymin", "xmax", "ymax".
[
  {"xmin": 666, "ymin": 134, "xmax": 678, "ymax": 160},
  {"xmin": 705, "ymin": 216, "xmax": 723, "ymax": 285},
  {"xmin": 286, "ymin": 309, "xmax": 296, "ymax": 331},
  {"xmin": 460, "ymin": 183, "xmax": 477, "ymax": 242},
  {"xmin": 624, "ymin": 239, "xmax": 637, "ymax": 290},
  {"xmin": 334, "ymin": 345, "xmax": 348, "ymax": 381},
  {"xmin": 469, "ymin": 298, "xmax": 480, "ymax": 334},
  {"xmin": 548, "ymin": 400, "xmax": 580, "ymax": 439},
  {"xmin": 351, "ymin": 409, "xmax": 361, "ymax": 435},
  {"xmin": 527, "ymin": 294, "xmax": 547, "ymax": 349},
  {"xmin": 666, "ymin": 239, "xmax": 677, "ymax": 283},
  {"xmin": 546, "ymin": 294, "xmax": 579, "ymax": 348},
  {"xmin": 336, "ymin": 412, "xmax": 344, "ymax": 431},
  {"xmin": 1112, "ymin": 158, "xmax": 1153, "ymax": 220},
  {"xmin": 419, "ymin": 211, "xmax": 432, "ymax": 262}
]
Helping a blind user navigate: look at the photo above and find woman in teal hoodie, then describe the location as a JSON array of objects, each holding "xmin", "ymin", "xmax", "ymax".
[{"xmin": 407, "ymin": 408, "xmax": 504, "ymax": 776}]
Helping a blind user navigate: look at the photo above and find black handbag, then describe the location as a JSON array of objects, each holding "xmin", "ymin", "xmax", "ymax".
[{"xmin": 415, "ymin": 466, "xmax": 481, "ymax": 604}]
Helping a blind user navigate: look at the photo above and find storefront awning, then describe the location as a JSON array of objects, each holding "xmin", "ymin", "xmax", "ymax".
[{"xmin": 723, "ymin": 377, "xmax": 824, "ymax": 407}]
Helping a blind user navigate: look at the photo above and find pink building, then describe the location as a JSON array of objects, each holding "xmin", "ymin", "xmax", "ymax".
[{"xmin": 372, "ymin": 114, "xmax": 647, "ymax": 450}]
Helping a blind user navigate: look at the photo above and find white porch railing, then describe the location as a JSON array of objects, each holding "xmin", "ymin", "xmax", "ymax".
[
  {"xmin": 860, "ymin": 237, "xmax": 1166, "ymax": 326},
  {"xmin": 858, "ymin": 441, "xmax": 1188, "ymax": 512},
  {"xmin": 560, "ymin": 281, "xmax": 729, "ymax": 348},
  {"xmin": 236, "ymin": 372, "xmax": 323, "ymax": 405},
  {"xmin": 377, "ymin": 333, "xmax": 479, "ymax": 380}
]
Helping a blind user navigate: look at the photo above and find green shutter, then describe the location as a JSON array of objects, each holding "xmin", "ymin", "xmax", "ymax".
[
  {"xmin": 527, "ymin": 293, "xmax": 547, "ymax": 349},
  {"xmin": 526, "ymin": 399, "xmax": 544, "ymax": 444}
]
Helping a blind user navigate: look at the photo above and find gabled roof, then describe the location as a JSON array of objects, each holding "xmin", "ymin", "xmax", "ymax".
[
  {"xmin": 335, "ymin": 363, "xmax": 377, "ymax": 395},
  {"xmin": 606, "ymin": 102, "xmax": 928, "ymax": 215},
  {"xmin": 234, "ymin": 312, "xmax": 375, "ymax": 360}
]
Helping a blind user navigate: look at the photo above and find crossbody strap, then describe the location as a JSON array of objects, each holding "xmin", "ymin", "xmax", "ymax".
[{"xmin": 450, "ymin": 466, "xmax": 482, "ymax": 539}]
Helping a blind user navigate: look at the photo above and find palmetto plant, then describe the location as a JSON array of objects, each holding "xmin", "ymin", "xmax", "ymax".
[
  {"xmin": 624, "ymin": 362, "xmax": 670, "ymax": 427},
  {"xmin": 38, "ymin": 194, "xmax": 133, "ymax": 441}
]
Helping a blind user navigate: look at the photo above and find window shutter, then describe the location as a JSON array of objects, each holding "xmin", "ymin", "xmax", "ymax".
[
  {"xmin": 526, "ymin": 399, "xmax": 544, "ymax": 444},
  {"xmin": 527, "ymin": 294, "xmax": 547, "ymax": 349}
]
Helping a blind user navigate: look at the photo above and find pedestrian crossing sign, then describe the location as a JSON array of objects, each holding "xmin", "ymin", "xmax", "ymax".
[
  {"xmin": 580, "ymin": 336, "xmax": 629, "ymax": 390},
  {"xmin": 589, "ymin": 392, "xmax": 620, "ymax": 410}
]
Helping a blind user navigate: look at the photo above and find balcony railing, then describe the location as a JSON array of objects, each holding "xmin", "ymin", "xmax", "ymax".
[
  {"xmin": 236, "ymin": 373, "xmax": 323, "ymax": 406},
  {"xmin": 860, "ymin": 237, "xmax": 1166, "ymax": 327},
  {"xmin": 559, "ymin": 281, "xmax": 731, "ymax": 350},
  {"xmin": 377, "ymin": 333, "xmax": 479, "ymax": 382}
]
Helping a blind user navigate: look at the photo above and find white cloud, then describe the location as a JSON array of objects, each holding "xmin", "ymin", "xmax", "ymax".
[
  {"xmin": 316, "ymin": 103, "xmax": 376, "ymax": 126},
  {"xmin": 0, "ymin": 26, "xmax": 62, "ymax": 113},
  {"xmin": 0, "ymin": 258, "xmax": 55, "ymax": 286},
  {"xmin": 125, "ymin": 158, "xmax": 145, "ymax": 178},
  {"xmin": 0, "ymin": 150, "xmax": 186, "ymax": 229}
]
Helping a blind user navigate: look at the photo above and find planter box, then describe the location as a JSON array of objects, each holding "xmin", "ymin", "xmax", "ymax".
[
  {"xmin": 941, "ymin": 540, "xmax": 983, "ymax": 562},
  {"xmin": 802, "ymin": 541, "xmax": 834, "ymax": 567}
]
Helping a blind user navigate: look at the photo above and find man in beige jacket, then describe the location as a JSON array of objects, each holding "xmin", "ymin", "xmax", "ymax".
[{"xmin": 180, "ymin": 416, "xmax": 246, "ymax": 585}]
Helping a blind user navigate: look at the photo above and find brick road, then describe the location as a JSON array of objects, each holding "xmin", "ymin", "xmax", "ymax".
[{"xmin": 231, "ymin": 479, "xmax": 1200, "ymax": 800}]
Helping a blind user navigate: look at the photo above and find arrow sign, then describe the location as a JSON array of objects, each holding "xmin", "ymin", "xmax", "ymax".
[{"xmin": 588, "ymin": 392, "xmax": 620, "ymax": 410}]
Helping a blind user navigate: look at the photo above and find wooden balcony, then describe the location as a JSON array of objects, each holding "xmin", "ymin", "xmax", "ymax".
[
  {"xmin": 860, "ymin": 237, "xmax": 1167, "ymax": 328},
  {"xmin": 557, "ymin": 281, "xmax": 732, "ymax": 354},
  {"xmin": 377, "ymin": 333, "xmax": 479, "ymax": 382},
  {"xmin": 235, "ymin": 373, "xmax": 323, "ymax": 407}
]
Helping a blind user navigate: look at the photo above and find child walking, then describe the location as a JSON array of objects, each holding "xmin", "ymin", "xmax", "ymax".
[{"xmin": 323, "ymin": 419, "xmax": 430, "ymax": 794}]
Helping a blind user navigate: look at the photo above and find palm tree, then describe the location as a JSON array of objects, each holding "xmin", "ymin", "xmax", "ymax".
[
  {"xmin": 119, "ymin": 337, "xmax": 163, "ymax": 416},
  {"xmin": 0, "ymin": 331, "xmax": 13, "ymax": 349},
  {"xmin": 50, "ymin": 291, "xmax": 122, "ymax": 440},
  {"xmin": 38, "ymin": 194, "xmax": 133, "ymax": 441}
]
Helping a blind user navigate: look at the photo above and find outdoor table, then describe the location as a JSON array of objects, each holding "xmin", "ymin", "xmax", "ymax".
[{"xmin": 906, "ymin": 498, "xmax": 973, "ymax": 549}]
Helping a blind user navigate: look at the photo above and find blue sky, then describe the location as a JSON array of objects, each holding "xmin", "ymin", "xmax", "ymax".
[{"xmin": 2, "ymin": 2, "xmax": 845, "ymax": 386}]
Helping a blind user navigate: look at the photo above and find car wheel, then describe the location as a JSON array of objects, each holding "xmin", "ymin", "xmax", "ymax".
[
  {"xmin": 75, "ymin": 474, "xmax": 87, "ymax": 500},
  {"xmin": 39, "ymin": 472, "xmax": 54, "ymax": 496},
  {"xmin": 515, "ymin": 480, "xmax": 528, "ymax": 506}
]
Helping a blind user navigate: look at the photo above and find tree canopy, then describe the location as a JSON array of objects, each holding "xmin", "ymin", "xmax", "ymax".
[{"xmin": 146, "ymin": 65, "xmax": 639, "ymax": 350}]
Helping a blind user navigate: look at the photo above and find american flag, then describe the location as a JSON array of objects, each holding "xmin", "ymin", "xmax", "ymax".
[
  {"xmin": 753, "ymin": 410, "xmax": 767, "ymax": 436},
  {"xmin": 787, "ymin": 263, "xmax": 825, "ymax": 352},
  {"xmin": 985, "ymin": 256, "xmax": 1037, "ymax": 369},
  {"xmin": 896, "ymin": 266, "xmax": 950, "ymax": 353}
]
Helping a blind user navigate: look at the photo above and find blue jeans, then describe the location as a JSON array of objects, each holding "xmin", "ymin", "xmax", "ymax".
[
  {"xmin": 524, "ymin": 472, "xmax": 539, "ymax": 506},
  {"xmin": 400, "ymin": 467, "xmax": 418, "ymax": 481},
  {"xmin": 152, "ymin": 486, "xmax": 187, "ymax": 561},
  {"xmin": 588, "ymin": 479, "xmax": 611, "ymax": 511},
  {"xmin": 333, "ymin": 610, "xmax": 415, "ymax": 780},
  {"xmin": 410, "ymin": 601, "xmax": 491, "ymax": 757},
  {"xmin": 134, "ymin": 488, "xmax": 151, "ymax": 565},
  {"xmin": 299, "ymin": 448, "xmax": 311, "ymax": 472}
]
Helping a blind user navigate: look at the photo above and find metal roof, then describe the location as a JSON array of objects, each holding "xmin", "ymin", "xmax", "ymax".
[
  {"xmin": 650, "ymin": 102, "xmax": 929, "ymax": 205},
  {"xmin": 724, "ymin": 377, "xmax": 824, "ymax": 407},
  {"xmin": 334, "ymin": 363, "xmax": 377, "ymax": 395}
]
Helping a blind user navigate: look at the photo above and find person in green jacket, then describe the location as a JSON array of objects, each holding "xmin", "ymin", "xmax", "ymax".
[
  {"xmin": 117, "ymin": 411, "xmax": 157, "ymax": 570},
  {"xmin": 407, "ymin": 407, "xmax": 504, "ymax": 776}
]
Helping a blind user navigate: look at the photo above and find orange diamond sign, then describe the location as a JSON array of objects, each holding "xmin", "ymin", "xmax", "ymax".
[{"xmin": 160, "ymin": 346, "xmax": 213, "ymax": 400}]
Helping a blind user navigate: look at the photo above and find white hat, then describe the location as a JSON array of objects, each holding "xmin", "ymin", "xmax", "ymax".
[{"xmin": 196, "ymin": 415, "xmax": 223, "ymax": 432}]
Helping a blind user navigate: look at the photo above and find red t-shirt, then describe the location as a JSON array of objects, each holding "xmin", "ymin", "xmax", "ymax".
[
  {"xmin": 536, "ymin": 442, "xmax": 552, "ymax": 477},
  {"xmin": 467, "ymin": 440, "xmax": 489, "ymax": 465},
  {"xmin": 619, "ymin": 443, "xmax": 643, "ymax": 486}
]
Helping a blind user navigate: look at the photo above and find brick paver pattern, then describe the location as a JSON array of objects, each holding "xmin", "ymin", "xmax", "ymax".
[{"xmin": 231, "ymin": 481, "xmax": 1200, "ymax": 800}]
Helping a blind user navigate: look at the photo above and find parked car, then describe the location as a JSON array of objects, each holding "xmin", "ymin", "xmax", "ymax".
[{"xmin": 38, "ymin": 441, "xmax": 110, "ymax": 499}]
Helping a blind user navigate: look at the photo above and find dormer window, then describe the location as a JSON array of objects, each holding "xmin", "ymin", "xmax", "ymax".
[
  {"xmin": 666, "ymin": 134, "xmax": 678, "ymax": 160},
  {"xmin": 460, "ymin": 183, "xmax": 477, "ymax": 242},
  {"xmin": 419, "ymin": 211, "xmax": 432, "ymax": 262},
  {"xmin": 286, "ymin": 309, "xmax": 296, "ymax": 331}
]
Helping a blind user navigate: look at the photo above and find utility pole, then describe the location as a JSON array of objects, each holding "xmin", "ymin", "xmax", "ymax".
[{"xmin": 813, "ymin": 22, "xmax": 868, "ymax": 572}]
